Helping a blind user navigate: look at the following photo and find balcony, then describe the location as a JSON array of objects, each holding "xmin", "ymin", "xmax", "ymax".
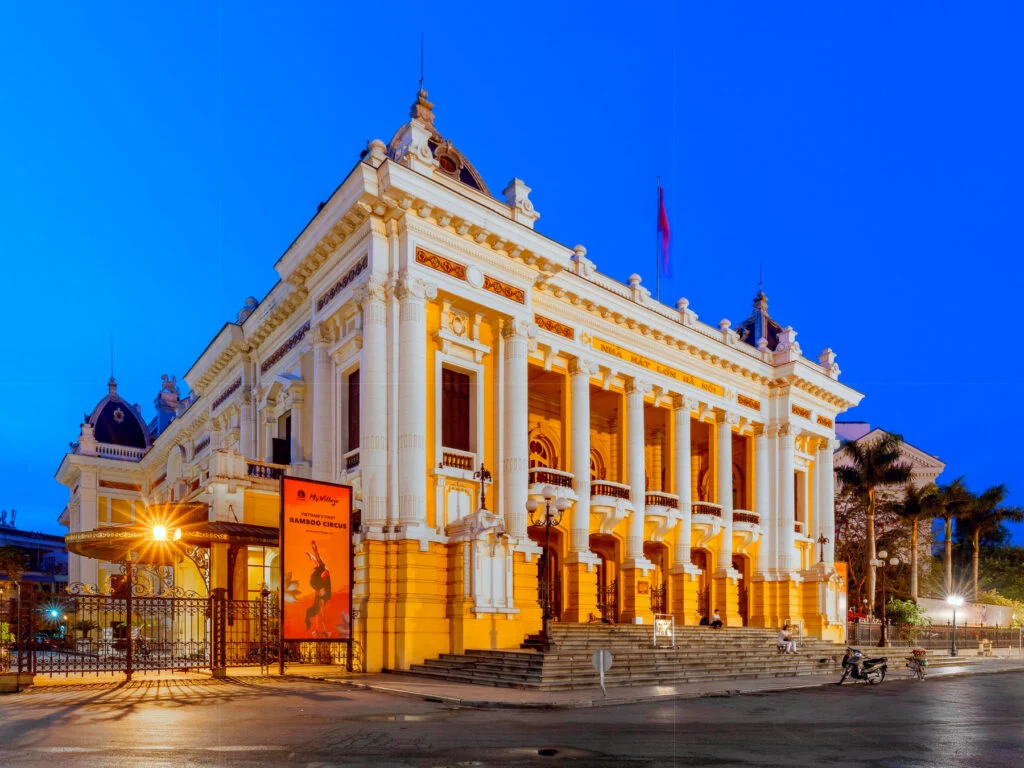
[
  {"xmin": 96, "ymin": 443, "xmax": 145, "ymax": 461},
  {"xmin": 591, "ymin": 480, "xmax": 631, "ymax": 501},
  {"xmin": 246, "ymin": 458, "xmax": 287, "ymax": 489},
  {"xmin": 590, "ymin": 480, "xmax": 633, "ymax": 535},
  {"xmin": 692, "ymin": 501, "xmax": 723, "ymax": 519},
  {"xmin": 645, "ymin": 491, "xmax": 679, "ymax": 510},
  {"xmin": 343, "ymin": 448, "xmax": 360, "ymax": 472},
  {"xmin": 645, "ymin": 491, "xmax": 680, "ymax": 541},
  {"xmin": 528, "ymin": 467, "xmax": 577, "ymax": 502},
  {"xmin": 440, "ymin": 447, "xmax": 476, "ymax": 471},
  {"xmin": 691, "ymin": 501, "xmax": 724, "ymax": 548},
  {"xmin": 733, "ymin": 509, "xmax": 760, "ymax": 527}
]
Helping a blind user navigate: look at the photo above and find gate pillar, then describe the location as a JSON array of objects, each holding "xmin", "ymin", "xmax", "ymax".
[{"xmin": 211, "ymin": 587, "xmax": 228, "ymax": 678}]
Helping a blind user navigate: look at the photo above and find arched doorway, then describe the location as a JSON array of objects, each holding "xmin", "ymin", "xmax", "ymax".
[
  {"xmin": 590, "ymin": 533, "xmax": 619, "ymax": 623},
  {"xmin": 732, "ymin": 554, "xmax": 751, "ymax": 626},
  {"xmin": 692, "ymin": 549, "xmax": 712, "ymax": 622},
  {"xmin": 528, "ymin": 526, "xmax": 564, "ymax": 622}
]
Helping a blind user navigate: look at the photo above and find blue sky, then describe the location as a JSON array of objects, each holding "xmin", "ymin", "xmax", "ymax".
[{"xmin": 2, "ymin": 2, "xmax": 1022, "ymax": 545}]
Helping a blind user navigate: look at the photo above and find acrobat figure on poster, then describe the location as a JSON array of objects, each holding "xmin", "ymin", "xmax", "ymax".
[{"xmin": 304, "ymin": 540, "xmax": 333, "ymax": 637}]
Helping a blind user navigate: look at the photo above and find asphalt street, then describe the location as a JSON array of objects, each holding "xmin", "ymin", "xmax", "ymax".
[{"xmin": 1, "ymin": 671, "xmax": 1022, "ymax": 767}]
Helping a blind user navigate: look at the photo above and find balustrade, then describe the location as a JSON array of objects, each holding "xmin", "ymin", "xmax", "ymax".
[
  {"xmin": 591, "ymin": 480, "xmax": 631, "ymax": 500},
  {"xmin": 96, "ymin": 443, "xmax": 145, "ymax": 461},
  {"xmin": 692, "ymin": 501, "xmax": 723, "ymax": 518},
  {"xmin": 344, "ymin": 448, "xmax": 360, "ymax": 471},
  {"xmin": 645, "ymin": 491, "xmax": 679, "ymax": 509},
  {"xmin": 440, "ymin": 448, "xmax": 475, "ymax": 471},
  {"xmin": 733, "ymin": 510, "xmax": 760, "ymax": 525},
  {"xmin": 246, "ymin": 459, "xmax": 286, "ymax": 481},
  {"xmin": 528, "ymin": 467, "xmax": 574, "ymax": 489}
]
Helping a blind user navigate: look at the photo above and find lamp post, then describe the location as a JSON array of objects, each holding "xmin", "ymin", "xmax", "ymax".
[
  {"xmin": 871, "ymin": 550, "xmax": 900, "ymax": 648},
  {"xmin": 816, "ymin": 533, "xmax": 830, "ymax": 564},
  {"xmin": 525, "ymin": 486, "xmax": 570, "ymax": 653},
  {"xmin": 473, "ymin": 463, "xmax": 492, "ymax": 510},
  {"xmin": 947, "ymin": 595, "xmax": 964, "ymax": 657}
]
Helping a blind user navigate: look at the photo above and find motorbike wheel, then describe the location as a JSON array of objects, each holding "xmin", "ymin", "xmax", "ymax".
[{"xmin": 866, "ymin": 669, "xmax": 885, "ymax": 685}]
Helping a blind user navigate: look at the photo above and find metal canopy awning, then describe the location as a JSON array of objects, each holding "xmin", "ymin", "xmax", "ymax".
[{"xmin": 65, "ymin": 502, "xmax": 279, "ymax": 564}]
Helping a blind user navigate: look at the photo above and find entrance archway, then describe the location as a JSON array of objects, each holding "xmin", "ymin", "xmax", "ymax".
[
  {"xmin": 692, "ymin": 549, "xmax": 712, "ymax": 622},
  {"xmin": 643, "ymin": 542, "xmax": 669, "ymax": 615},
  {"xmin": 590, "ymin": 533, "xmax": 620, "ymax": 623},
  {"xmin": 528, "ymin": 526, "xmax": 564, "ymax": 621},
  {"xmin": 732, "ymin": 554, "xmax": 751, "ymax": 626}
]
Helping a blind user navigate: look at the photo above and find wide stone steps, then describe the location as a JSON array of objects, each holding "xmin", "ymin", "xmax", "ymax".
[{"xmin": 401, "ymin": 623, "xmax": 852, "ymax": 690}]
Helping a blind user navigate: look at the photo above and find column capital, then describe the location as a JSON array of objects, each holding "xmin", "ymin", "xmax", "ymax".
[
  {"xmin": 626, "ymin": 377, "xmax": 652, "ymax": 396},
  {"xmin": 501, "ymin": 317, "xmax": 537, "ymax": 340},
  {"xmin": 751, "ymin": 422, "xmax": 766, "ymax": 436},
  {"xmin": 312, "ymin": 323, "xmax": 334, "ymax": 348},
  {"xmin": 569, "ymin": 356, "xmax": 599, "ymax": 377},
  {"xmin": 672, "ymin": 394, "xmax": 699, "ymax": 412},
  {"xmin": 395, "ymin": 270, "xmax": 438, "ymax": 303},
  {"xmin": 354, "ymin": 276, "xmax": 388, "ymax": 306},
  {"xmin": 716, "ymin": 410, "xmax": 740, "ymax": 427}
]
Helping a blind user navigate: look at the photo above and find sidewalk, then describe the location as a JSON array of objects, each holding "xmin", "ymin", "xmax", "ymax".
[{"xmin": 297, "ymin": 655, "xmax": 1024, "ymax": 710}]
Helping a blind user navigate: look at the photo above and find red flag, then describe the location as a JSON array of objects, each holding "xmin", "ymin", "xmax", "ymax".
[{"xmin": 658, "ymin": 186, "xmax": 671, "ymax": 278}]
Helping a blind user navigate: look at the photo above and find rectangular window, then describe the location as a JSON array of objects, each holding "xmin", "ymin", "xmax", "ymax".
[
  {"xmin": 348, "ymin": 370, "xmax": 360, "ymax": 451},
  {"xmin": 441, "ymin": 368, "xmax": 471, "ymax": 451}
]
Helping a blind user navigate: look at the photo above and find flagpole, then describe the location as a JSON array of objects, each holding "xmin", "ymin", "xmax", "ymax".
[{"xmin": 655, "ymin": 176, "xmax": 661, "ymax": 303}]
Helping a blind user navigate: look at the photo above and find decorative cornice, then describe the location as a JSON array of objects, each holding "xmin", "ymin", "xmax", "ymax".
[
  {"xmin": 535, "ymin": 314, "xmax": 574, "ymax": 340},
  {"xmin": 316, "ymin": 254, "xmax": 369, "ymax": 312},
  {"xmin": 260, "ymin": 320, "xmax": 312, "ymax": 375},
  {"xmin": 792, "ymin": 404, "xmax": 811, "ymax": 419},
  {"xmin": 98, "ymin": 480, "xmax": 142, "ymax": 492},
  {"xmin": 737, "ymin": 394, "xmax": 761, "ymax": 411}
]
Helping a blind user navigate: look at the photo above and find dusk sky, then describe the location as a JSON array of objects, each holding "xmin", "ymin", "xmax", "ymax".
[{"xmin": 2, "ymin": 2, "xmax": 1022, "ymax": 544}]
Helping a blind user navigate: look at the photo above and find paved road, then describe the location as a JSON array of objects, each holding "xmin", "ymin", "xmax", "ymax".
[{"xmin": 2, "ymin": 672, "xmax": 1022, "ymax": 767}]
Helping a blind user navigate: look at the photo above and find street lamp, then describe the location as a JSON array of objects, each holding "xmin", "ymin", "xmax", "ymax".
[
  {"xmin": 151, "ymin": 525, "xmax": 168, "ymax": 542},
  {"xmin": 871, "ymin": 550, "xmax": 900, "ymax": 647},
  {"xmin": 525, "ymin": 486, "xmax": 571, "ymax": 653},
  {"xmin": 947, "ymin": 594, "xmax": 964, "ymax": 657},
  {"xmin": 473, "ymin": 463, "xmax": 492, "ymax": 510}
]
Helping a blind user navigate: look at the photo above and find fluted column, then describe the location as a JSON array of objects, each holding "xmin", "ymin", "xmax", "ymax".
[
  {"xmin": 716, "ymin": 412, "xmax": 738, "ymax": 571},
  {"xmin": 754, "ymin": 427, "xmax": 771, "ymax": 574},
  {"xmin": 262, "ymin": 413, "xmax": 275, "ymax": 462},
  {"xmin": 502, "ymin": 319, "xmax": 533, "ymax": 539},
  {"xmin": 359, "ymin": 278, "xmax": 389, "ymax": 528},
  {"xmin": 817, "ymin": 438, "xmax": 837, "ymax": 565},
  {"xmin": 777, "ymin": 424, "xmax": 796, "ymax": 571},
  {"xmin": 569, "ymin": 358, "xmax": 597, "ymax": 552},
  {"xmin": 625, "ymin": 378, "xmax": 651, "ymax": 560},
  {"xmin": 672, "ymin": 396, "xmax": 696, "ymax": 566},
  {"xmin": 239, "ymin": 354, "xmax": 255, "ymax": 459},
  {"xmin": 311, "ymin": 326, "xmax": 333, "ymax": 481},
  {"xmin": 397, "ymin": 275, "xmax": 435, "ymax": 527},
  {"xmin": 288, "ymin": 383, "xmax": 305, "ymax": 468}
]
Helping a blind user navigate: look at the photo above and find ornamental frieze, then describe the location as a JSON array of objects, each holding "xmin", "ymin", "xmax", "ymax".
[
  {"xmin": 483, "ymin": 275, "xmax": 525, "ymax": 304},
  {"xmin": 792, "ymin": 404, "xmax": 811, "ymax": 419},
  {"xmin": 260, "ymin": 320, "xmax": 312, "ymax": 375},
  {"xmin": 737, "ymin": 394, "xmax": 761, "ymax": 411},
  {"xmin": 211, "ymin": 377, "xmax": 242, "ymax": 412},
  {"xmin": 415, "ymin": 247, "xmax": 467, "ymax": 280},
  {"xmin": 316, "ymin": 254, "xmax": 369, "ymax": 311},
  {"xmin": 98, "ymin": 480, "xmax": 142, "ymax": 492},
  {"xmin": 588, "ymin": 335, "xmax": 724, "ymax": 397},
  {"xmin": 816, "ymin": 415, "xmax": 834, "ymax": 428},
  {"xmin": 534, "ymin": 314, "xmax": 574, "ymax": 340}
]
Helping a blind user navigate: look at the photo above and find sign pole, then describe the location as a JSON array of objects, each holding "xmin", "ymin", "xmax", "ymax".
[{"xmin": 279, "ymin": 474, "xmax": 286, "ymax": 677}]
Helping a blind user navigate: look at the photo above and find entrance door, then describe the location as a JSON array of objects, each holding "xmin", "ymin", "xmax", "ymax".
[
  {"xmin": 692, "ymin": 549, "xmax": 710, "ymax": 621},
  {"xmin": 732, "ymin": 555, "xmax": 749, "ymax": 626}
]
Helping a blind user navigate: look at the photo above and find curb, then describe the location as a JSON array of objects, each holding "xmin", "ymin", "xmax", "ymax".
[{"xmin": 297, "ymin": 661, "xmax": 1024, "ymax": 710}]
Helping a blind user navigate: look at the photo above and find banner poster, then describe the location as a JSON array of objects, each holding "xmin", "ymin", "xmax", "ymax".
[{"xmin": 280, "ymin": 476, "xmax": 353, "ymax": 641}]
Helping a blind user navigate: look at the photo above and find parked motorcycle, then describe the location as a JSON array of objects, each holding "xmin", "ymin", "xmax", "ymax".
[{"xmin": 837, "ymin": 647, "xmax": 887, "ymax": 685}]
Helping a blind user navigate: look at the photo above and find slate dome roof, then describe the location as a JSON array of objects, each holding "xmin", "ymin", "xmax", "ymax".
[
  {"xmin": 735, "ymin": 290, "xmax": 783, "ymax": 350},
  {"xmin": 85, "ymin": 378, "xmax": 150, "ymax": 450}
]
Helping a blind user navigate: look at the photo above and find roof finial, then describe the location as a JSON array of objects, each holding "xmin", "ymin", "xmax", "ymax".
[
  {"xmin": 109, "ymin": 333, "xmax": 117, "ymax": 394},
  {"xmin": 419, "ymin": 33, "xmax": 425, "ymax": 88}
]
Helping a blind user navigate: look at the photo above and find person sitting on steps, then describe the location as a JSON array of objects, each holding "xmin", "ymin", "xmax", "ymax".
[
  {"xmin": 710, "ymin": 608, "xmax": 723, "ymax": 629},
  {"xmin": 778, "ymin": 623, "xmax": 797, "ymax": 654}
]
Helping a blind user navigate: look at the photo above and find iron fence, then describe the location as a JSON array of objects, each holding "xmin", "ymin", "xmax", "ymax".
[{"xmin": 847, "ymin": 620, "xmax": 1023, "ymax": 650}]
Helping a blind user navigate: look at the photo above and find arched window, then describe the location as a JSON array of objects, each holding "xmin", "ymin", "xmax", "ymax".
[
  {"xmin": 589, "ymin": 449, "xmax": 607, "ymax": 481},
  {"xmin": 529, "ymin": 433, "xmax": 558, "ymax": 469}
]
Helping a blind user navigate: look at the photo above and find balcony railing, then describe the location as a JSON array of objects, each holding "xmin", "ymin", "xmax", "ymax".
[
  {"xmin": 246, "ymin": 459, "xmax": 287, "ymax": 481},
  {"xmin": 441, "ymin": 448, "xmax": 476, "ymax": 471},
  {"xmin": 591, "ymin": 480, "xmax": 631, "ymax": 500},
  {"xmin": 733, "ymin": 510, "xmax": 760, "ymax": 526},
  {"xmin": 344, "ymin": 448, "xmax": 360, "ymax": 471},
  {"xmin": 692, "ymin": 501, "xmax": 723, "ymax": 518},
  {"xmin": 529, "ymin": 467, "xmax": 574, "ymax": 489},
  {"xmin": 96, "ymin": 443, "xmax": 145, "ymax": 461},
  {"xmin": 645, "ymin": 492, "xmax": 679, "ymax": 509},
  {"xmin": 795, "ymin": 520, "xmax": 805, "ymax": 535}
]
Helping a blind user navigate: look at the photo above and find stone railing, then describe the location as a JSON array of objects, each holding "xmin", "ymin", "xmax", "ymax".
[
  {"xmin": 440, "ymin": 448, "xmax": 476, "ymax": 471},
  {"xmin": 529, "ymin": 467, "xmax": 574, "ymax": 490},
  {"xmin": 343, "ymin": 448, "xmax": 360, "ymax": 471},
  {"xmin": 733, "ymin": 510, "xmax": 760, "ymax": 526},
  {"xmin": 96, "ymin": 443, "xmax": 145, "ymax": 461},
  {"xmin": 645, "ymin": 491, "xmax": 679, "ymax": 509},
  {"xmin": 246, "ymin": 459, "xmax": 286, "ymax": 481},
  {"xmin": 591, "ymin": 480, "xmax": 631, "ymax": 500},
  {"xmin": 692, "ymin": 501, "xmax": 723, "ymax": 518}
]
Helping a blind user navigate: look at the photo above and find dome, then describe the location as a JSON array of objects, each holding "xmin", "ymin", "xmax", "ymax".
[
  {"xmin": 387, "ymin": 88, "xmax": 491, "ymax": 196},
  {"xmin": 735, "ymin": 290, "xmax": 783, "ymax": 350},
  {"xmin": 85, "ymin": 378, "xmax": 150, "ymax": 450}
]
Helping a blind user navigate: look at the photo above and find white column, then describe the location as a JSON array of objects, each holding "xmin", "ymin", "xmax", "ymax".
[
  {"xmin": 502, "ymin": 319, "xmax": 533, "ymax": 539},
  {"xmin": 211, "ymin": 416, "xmax": 224, "ymax": 452},
  {"xmin": 672, "ymin": 396, "xmax": 697, "ymax": 567},
  {"xmin": 625, "ymin": 378, "xmax": 650, "ymax": 561},
  {"xmin": 359, "ymin": 278, "xmax": 389, "ymax": 528},
  {"xmin": 397, "ymin": 275, "xmax": 435, "ymax": 527},
  {"xmin": 239, "ymin": 354, "xmax": 255, "ymax": 459},
  {"xmin": 262, "ymin": 413, "xmax": 275, "ymax": 462},
  {"xmin": 754, "ymin": 427, "xmax": 772, "ymax": 574},
  {"xmin": 569, "ymin": 358, "xmax": 597, "ymax": 553},
  {"xmin": 817, "ymin": 438, "xmax": 837, "ymax": 565},
  {"xmin": 288, "ymin": 383, "xmax": 305, "ymax": 467},
  {"xmin": 716, "ymin": 412, "xmax": 738, "ymax": 573},
  {"xmin": 311, "ymin": 326, "xmax": 333, "ymax": 481},
  {"xmin": 777, "ymin": 424, "xmax": 796, "ymax": 571}
]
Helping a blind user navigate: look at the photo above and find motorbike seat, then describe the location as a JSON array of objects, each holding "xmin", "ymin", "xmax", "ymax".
[{"xmin": 866, "ymin": 657, "xmax": 886, "ymax": 664}]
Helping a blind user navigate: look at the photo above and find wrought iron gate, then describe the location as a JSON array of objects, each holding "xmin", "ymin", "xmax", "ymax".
[
  {"xmin": 650, "ymin": 584, "xmax": 666, "ymax": 614},
  {"xmin": 597, "ymin": 579, "xmax": 618, "ymax": 623}
]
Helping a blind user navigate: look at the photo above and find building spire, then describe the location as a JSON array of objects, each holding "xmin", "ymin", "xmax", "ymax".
[{"xmin": 410, "ymin": 85, "xmax": 435, "ymax": 127}]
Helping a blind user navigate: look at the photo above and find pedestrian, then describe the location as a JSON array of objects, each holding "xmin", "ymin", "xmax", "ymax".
[
  {"xmin": 778, "ymin": 624, "xmax": 797, "ymax": 654},
  {"xmin": 710, "ymin": 608, "xmax": 723, "ymax": 629}
]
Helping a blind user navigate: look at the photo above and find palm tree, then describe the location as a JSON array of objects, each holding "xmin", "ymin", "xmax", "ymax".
[
  {"xmin": 0, "ymin": 545, "xmax": 27, "ymax": 588},
  {"xmin": 958, "ymin": 484, "xmax": 1024, "ymax": 601},
  {"xmin": 835, "ymin": 432, "xmax": 911, "ymax": 615},
  {"xmin": 894, "ymin": 482, "xmax": 941, "ymax": 602},
  {"xmin": 936, "ymin": 477, "xmax": 973, "ymax": 594}
]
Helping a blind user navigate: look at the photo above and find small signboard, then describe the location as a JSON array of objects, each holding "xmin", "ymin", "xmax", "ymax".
[
  {"xmin": 592, "ymin": 649, "xmax": 613, "ymax": 697},
  {"xmin": 653, "ymin": 613, "xmax": 675, "ymax": 648}
]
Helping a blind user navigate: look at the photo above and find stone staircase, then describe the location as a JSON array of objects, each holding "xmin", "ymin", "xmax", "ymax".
[{"xmin": 401, "ymin": 624, "xmax": 850, "ymax": 691}]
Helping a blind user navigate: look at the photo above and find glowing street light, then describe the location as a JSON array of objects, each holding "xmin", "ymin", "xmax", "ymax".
[
  {"xmin": 151, "ymin": 525, "xmax": 168, "ymax": 542},
  {"xmin": 947, "ymin": 594, "xmax": 964, "ymax": 657}
]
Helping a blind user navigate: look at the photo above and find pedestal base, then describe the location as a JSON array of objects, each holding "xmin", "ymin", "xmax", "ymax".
[
  {"xmin": 563, "ymin": 551, "xmax": 600, "ymax": 623},
  {"xmin": 669, "ymin": 563, "xmax": 703, "ymax": 626},
  {"xmin": 620, "ymin": 558, "xmax": 656, "ymax": 624},
  {"xmin": 712, "ymin": 567, "xmax": 742, "ymax": 627}
]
